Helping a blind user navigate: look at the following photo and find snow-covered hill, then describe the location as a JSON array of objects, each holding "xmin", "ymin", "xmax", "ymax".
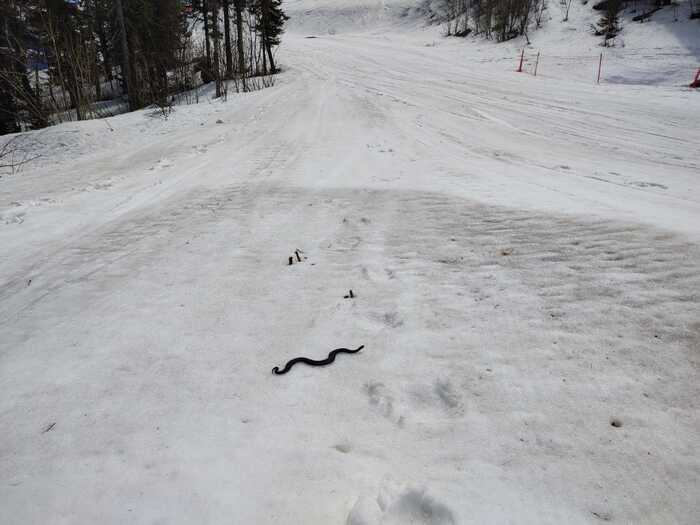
[
  {"xmin": 285, "ymin": 0, "xmax": 700, "ymax": 86},
  {"xmin": 1, "ymin": 1, "xmax": 699, "ymax": 524}
]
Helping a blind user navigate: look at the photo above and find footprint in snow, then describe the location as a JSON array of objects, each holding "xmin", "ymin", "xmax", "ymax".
[
  {"xmin": 149, "ymin": 158, "xmax": 173, "ymax": 170},
  {"xmin": 333, "ymin": 441, "xmax": 352, "ymax": 454},
  {"xmin": 628, "ymin": 181, "xmax": 667, "ymax": 190},
  {"xmin": 347, "ymin": 484, "xmax": 457, "ymax": 525},
  {"xmin": 3, "ymin": 212, "xmax": 25, "ymax": 225}
]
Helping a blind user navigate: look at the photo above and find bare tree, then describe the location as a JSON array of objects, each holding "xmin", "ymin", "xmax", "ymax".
[{"xmin": 0, "ymin": 135, "xmax": 40, "ymax": 175}]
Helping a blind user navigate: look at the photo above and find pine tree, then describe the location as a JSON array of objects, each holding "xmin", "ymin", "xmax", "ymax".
[
  {"xmin": 598, "ymin": 0, "xmax": 623, "ymax": 45},
  {"xmin": 0, "ymin": 0, "xmax": 47, "ymax": 133},
  {"xmin": 0, "ymin": 2, "xmax": 23, "ymax": 134},
  {"xmin": 252, "ymin": 0, "xmax": 288, "ymax": 73}
]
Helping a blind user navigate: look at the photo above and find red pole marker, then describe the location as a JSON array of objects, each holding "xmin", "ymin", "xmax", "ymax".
[
  {"xmin": 517, "ymin": 49, "xmax": 525, "ymax": 73},
  {"xmin": 534, "ymin": 52, "xmax": 540, "ymax": 77},
  {"xmin": 690, "ymin": 68, "xmax": 700, "ymax": 88},
  {"xmin": 597, "ymin": 52, "xmax": 603, "ymax": 84}
]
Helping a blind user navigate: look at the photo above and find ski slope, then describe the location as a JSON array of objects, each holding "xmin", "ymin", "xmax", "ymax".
[{"xmin": 1, "ymin": 2, "xmax": 699, "ymax": 524}]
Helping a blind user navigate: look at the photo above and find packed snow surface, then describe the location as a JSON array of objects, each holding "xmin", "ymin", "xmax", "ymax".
[{"xmin": 1, "ymin": 1, "xmax": 699, "ymax": 524}]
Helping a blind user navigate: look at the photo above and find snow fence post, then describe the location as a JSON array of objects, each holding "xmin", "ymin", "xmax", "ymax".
[
  {"xmin": 517, "ymin": 49, "xmax": 525, "ymax": 73},
  {"xmin": 597, "ymin": 52, "xmax": 603, "ymax": 84}
]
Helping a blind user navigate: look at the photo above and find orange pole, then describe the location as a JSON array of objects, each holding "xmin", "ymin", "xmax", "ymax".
[
  {"xmin": 690, "ymin": 68, "xmax": 700, "ymax": 88},
  {"xmin": 517, "ymin": 49, "xmax": 525, "ymax": 73}
]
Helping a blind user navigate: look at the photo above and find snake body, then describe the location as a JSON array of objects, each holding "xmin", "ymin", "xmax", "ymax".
[{"xmin": 272, "ymin": 345, "xmax": 364, "ymax": 375}]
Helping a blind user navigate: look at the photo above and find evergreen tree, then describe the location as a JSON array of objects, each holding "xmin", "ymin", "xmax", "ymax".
[
  {"xmin": 598, "ymin": 0, "xmax": 623, "ymax": 45},
  {"xmin": 0, "ymin": 0, "xmax": 46, "ymax": 133},
  {"xmin": 0, "ymin": 2, "xmax": 23, "ymax": 134},
  {"xmin": 251, "ymin": 0, "xmax": 288, "ymax": 73}
]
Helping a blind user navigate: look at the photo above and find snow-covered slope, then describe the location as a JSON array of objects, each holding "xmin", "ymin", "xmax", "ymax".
[
  {"xmin": 515, "ymin": 0, "xmax": 700, "ymax": 86},
  {"xmin": 283, "ymin": 0, "xmax": 420, "ymax": 34},
  {"xmin": 286, "ymin": 0, "xmax": 700, "ymax": 86},
  {"xmin": 1, "ymin": 2, "xmax": 699, "ymax": 525}
]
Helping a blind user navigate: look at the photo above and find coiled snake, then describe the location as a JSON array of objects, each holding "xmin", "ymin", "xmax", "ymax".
[{"xmin": 272, "ymin": 345, "xmax": 364, "ymax": 375}]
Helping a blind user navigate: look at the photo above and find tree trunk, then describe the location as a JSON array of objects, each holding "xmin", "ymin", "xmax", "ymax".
[
  {"xmin": 260, "ymin": 4, "xmax": 268, "ymax": 74},
  {"xmin": 261, "ymin": 38, "xmax": 267, "ymax": 74},
  {"xmin": 114, "ymin": 0, "xmax": 132, "ymax": 110},
  {"xmin": 266, "ymin": 42, "xmax": 275, "ymax": 73},
  {"xmin": 233, "ymin": 0, "xmax": 246, "ymax": 90},
  {"xmin": 249, "ymin": 15, "xmax": 256, "ymax": 76},
  {"xmin": 157, "ymin": 63, "xmax": 168, "ymax": 106},
  {"xmin": 66, "ymin": 76, "xmax": 83, "ymax": 121},
  {"xmin": 96, "ymin": 21, "xmax": 113, "ymax": 82},
  {"xmin": 223, "ymin": 0, "xmax": 233, "ymax": 79},
  {"xmin": 128, "ymin": 46, "xmax": 141, "ymax": 108},
  {"xmin": 212, "ymin": 0, "xmax": 221, "ymax": 97},
  {"xmin": 203, "ymin": 0, "xmax": 212, "ymax": 73},
  {"xmin": 93, "ymin": 54, "xmax": 101, "ymax": 100}
]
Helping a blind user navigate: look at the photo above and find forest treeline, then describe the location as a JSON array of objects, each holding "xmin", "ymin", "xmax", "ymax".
[
  {"xmin": 427, "ymin": 0, "xmax": 696, "ymax": 43},
  {"xmin": 0, "ymin": 0, "xmax": 288, "ymax": 136},
  {"xmin": 432, "ymin": 0, "xmax": 547, "ymax": 40}
]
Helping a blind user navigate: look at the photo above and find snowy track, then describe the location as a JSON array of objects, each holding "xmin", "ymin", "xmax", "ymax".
[{"xmin": 1, "ymin": 16, "xmax": 700, "ymax": 525}]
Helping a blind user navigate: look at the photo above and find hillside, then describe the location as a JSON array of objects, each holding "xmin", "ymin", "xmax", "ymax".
[{"xmin": 284, "ymin": 0, "xmax": 700, "ymax": 85}]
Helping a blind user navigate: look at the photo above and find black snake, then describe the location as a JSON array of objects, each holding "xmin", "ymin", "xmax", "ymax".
[{"xmin": 272, "ymin": 345, "xmax": 364, "ymax": 375}]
